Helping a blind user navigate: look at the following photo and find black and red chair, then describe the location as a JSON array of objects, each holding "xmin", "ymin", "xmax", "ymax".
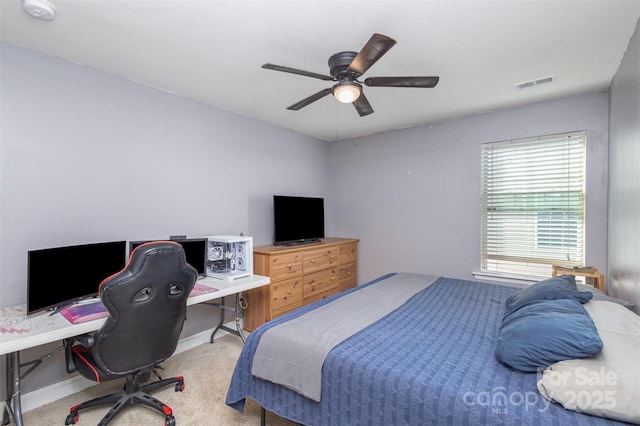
[{"xmin": 63, "ymin": 241, "xmax": 197, "ymax": 426}]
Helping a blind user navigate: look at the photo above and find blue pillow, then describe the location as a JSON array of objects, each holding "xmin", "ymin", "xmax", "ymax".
[
  {"xmin": 504, "ymin": 275, "xmax": 593, "ymax": 317},
  {"xmin": 495, "ymin": 299, "xmax": 603, "ymax": 373}
]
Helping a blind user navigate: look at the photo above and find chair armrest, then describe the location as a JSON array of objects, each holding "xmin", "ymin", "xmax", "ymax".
[
  {"xmin": 64, "ymin": 334, "xmax": 95, "ymax": 374},
  {"xmin": 73, "ymin": 334, "xmax": 95, "ymax": 347}
]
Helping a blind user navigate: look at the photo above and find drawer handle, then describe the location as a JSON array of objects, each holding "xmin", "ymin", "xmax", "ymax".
[
  {"xmin": 347, "ymin": 271, "xmax": 351, "ymax": 275},
  {"xmin": 310, "ymin": 259, "xmax": 315, "ymax": 263},
  {"xmin": 331, "ymin": 277, "xmax": 336, "ymax": 281},
  {"xmin": 287, "ymin": 264, "xmax": 292, "ymax": 269},
  {"xmin": 287, "ymin": 290, "xmax": 291, "ymax": 295}
]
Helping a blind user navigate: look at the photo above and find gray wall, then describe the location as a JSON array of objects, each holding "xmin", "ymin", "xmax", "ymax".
[
  {"xmin": 0, "ymin": 42, "xmax": 331, "ymax": 393},
  {"xmin": 608, "ymin": 18, "xmax": 640, "ymax": 313},
  {"xmin": 329, "ymin": 92, "xmax": 610, "ymax": 285}
]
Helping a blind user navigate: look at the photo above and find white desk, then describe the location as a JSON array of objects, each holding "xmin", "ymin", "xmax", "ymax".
[{"xmin": 0, "ymin": 274, "xmax": 269, "ymax": 426}]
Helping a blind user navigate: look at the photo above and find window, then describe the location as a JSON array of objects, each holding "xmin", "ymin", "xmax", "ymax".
[{"xmin": 480, "ymin": 131, "xmax": 586, "ymax": 278}]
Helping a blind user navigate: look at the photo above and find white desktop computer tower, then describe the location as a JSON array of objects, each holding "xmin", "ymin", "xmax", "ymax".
[{"xmin": 203, "ymin": 235, "xmax": 253, "ymax": 280}]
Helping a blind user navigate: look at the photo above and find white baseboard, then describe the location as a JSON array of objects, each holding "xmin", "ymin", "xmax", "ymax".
[{"xmin": 10, "ymin": 322, "xmax": 237, "ymax": 415}]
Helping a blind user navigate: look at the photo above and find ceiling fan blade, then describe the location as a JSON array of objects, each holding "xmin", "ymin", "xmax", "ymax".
[
  {"xmin": 262, "ymin": 63, "xmax": 334, "ymax": 81},
  {"xmin": 364, "ymin": 76, "xmax": 440, "ymax": 88},
  {"xmin": 353, "ymin": 92, "xmax": 374, "ymax": 117},
  {"xmin": 348, "ymin": 33, "xmax": 397, "ymax": 76},
  {"xmin": 287, "ymin": 88, "xmax": 333, "ymax": 111}
]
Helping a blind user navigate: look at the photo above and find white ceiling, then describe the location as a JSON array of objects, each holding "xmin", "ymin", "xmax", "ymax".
[{"xmin": 1, "ymin": 1, "xmax": 639, "ymax": 141}]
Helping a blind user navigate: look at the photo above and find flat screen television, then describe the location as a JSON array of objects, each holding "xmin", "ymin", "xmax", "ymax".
[
  {"xmin": 27, "ymin": 241, "xmax": 127, "ymax": 315},
  {"xmin": 273, "ymin": 195, "xmax": 325, "ymax": 246},
  {"xmin": 128, "ymin": 238, "xmax": 207, "ymax": 277}
]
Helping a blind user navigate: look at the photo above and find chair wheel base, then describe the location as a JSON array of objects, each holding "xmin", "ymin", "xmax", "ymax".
[
  {"xmin": 64, "ymin": 375, "xmax": 184, "ymax": 425},
  {"xmin": 65, "ymin": 412, "xmax": 79, "ymax": 425}
]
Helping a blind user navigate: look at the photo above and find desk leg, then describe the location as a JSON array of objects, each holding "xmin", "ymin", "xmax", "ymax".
[
  {"xmin": 4, "ymin": 352, "xmax": 23, "ymax": 426},
  {"xmin": 209, "ymin": 295, "xmax": 246, "ymax": 344}
]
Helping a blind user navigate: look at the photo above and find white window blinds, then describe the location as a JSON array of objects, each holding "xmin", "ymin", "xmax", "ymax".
[{"xmin": 480, "ymin": 131, "xmax": 586, "ymax": 278}]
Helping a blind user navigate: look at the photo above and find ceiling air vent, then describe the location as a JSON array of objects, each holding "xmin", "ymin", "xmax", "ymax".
[{"xmin": 514, "ymin": 75, "xmax": 557, "ymax": 90}]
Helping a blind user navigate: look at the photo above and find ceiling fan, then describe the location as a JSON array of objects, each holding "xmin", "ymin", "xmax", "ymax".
[{"xmin": 262, "ymin": 33, "xmax": 439, "ymax": 117}]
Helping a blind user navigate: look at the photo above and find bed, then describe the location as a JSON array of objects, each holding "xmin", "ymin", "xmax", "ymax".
[{"xmin": 226, "ymin": 273, "xmax": 638, "ymax": 425}]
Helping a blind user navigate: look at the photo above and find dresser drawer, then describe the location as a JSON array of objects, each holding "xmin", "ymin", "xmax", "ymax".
[
  {"xmin": 338, "ymin": 276, "xmax": 357, "ymax": 292},
  {"xmin": 270, "ymin": 253, "xmax": 302, "ymax": 281},
  {"xmin": 304, "ymin": 289, "xmax": 336, "ymax": 305},
  {"xmin": 272, "ymin": 300, "xmax": 303, "ymax": 319},
  {"xmin": 303, "ymin": 268, "xmax": 338, "ymax": 299},
  {"xmin": 338, "ymin": 242, "xmax": 358, "ymax": 265},
  {"xmin": 338, "ymin": 263, "xmax": 357, "ymax": 291},
  {"xmin": 303, "ymin": 247, "xmax": 338, "ymax": 274},
  {"xmin": 338, "ymin": 262, "xmax": 357, "ymax": 282},
  {"xmin": 270, "ymin": 277, "xmax": 303, "ymax": 311}
]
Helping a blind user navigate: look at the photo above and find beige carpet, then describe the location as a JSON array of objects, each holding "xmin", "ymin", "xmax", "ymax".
[{"xmin": 22, "ymin": 335, "xmax": 298, "ymax": 425}]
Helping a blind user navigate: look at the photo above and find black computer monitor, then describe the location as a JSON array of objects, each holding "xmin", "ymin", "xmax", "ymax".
[
  {"xmin": 27, "ymin": 241, "xmax": 127, "ymax": 315},
  {"xmin": 128, "ymin": 239, "xmax": 207, "ymax": 277}
]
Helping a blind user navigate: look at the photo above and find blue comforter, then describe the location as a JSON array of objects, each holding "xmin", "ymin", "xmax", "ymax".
[{"xmin": 226, "ymin": 274, "xmax": 628, "ymax": 425}]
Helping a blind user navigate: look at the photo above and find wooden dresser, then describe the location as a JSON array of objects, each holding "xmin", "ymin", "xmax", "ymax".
[{"xmin": 242, "ymin": 237, "xmax": 358, "ymax": 331}]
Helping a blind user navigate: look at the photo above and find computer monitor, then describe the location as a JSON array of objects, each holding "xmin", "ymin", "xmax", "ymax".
[
  {"xmin": 128, "ymin": 239, "xmax": 207, "ymax": 277},
  {"xmin": 27, "ymin": 241, "xmax": 127, "ymax": 315}
]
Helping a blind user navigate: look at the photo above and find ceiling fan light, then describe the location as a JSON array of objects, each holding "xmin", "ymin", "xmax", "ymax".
[{"xmin": 333, "ymin": 82, "xmax": 361, "ymax": 103}]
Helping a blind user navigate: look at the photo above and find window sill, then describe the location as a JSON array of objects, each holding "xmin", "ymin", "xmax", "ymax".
[{"xmin": 472, "ymin": 271, "xmax": 548, "ymax": 286}]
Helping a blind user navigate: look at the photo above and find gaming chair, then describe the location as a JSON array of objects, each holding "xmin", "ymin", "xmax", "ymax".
[{"xmin": 63, "ymin": 241, "xmax": 197, "ymax": 426}]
